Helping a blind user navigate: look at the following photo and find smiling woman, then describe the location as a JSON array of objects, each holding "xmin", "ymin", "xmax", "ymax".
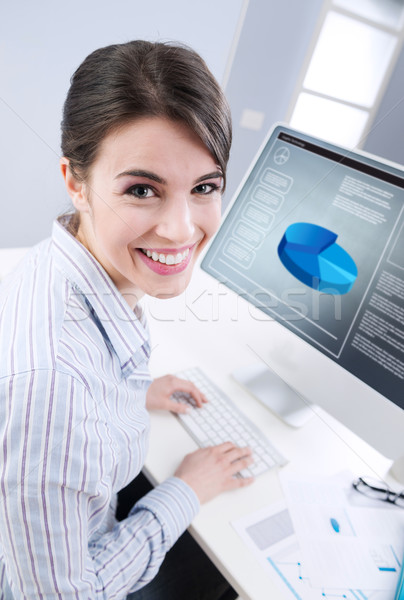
[
  {"xmin": 0, "ymin": 41, "xmax": 251, "ymax": 600},
  {"xmin": 61, "ymin": 117, "xmax": 223, "ymax": 303}
]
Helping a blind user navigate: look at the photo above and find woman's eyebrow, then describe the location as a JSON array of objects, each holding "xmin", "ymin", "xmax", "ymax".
[
  {"xmin": 194, "ymin": 171, "xmax": 223, "ymax": 184},
  {"xmin": 114, "ymin": 169, "xmax": 223, "ymax": 185},
  {"xmin": 115, "ymin": 169, "xmax": 166, "ymax": 184}
]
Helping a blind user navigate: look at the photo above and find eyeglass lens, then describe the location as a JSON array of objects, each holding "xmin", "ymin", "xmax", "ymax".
[{"xmin": 354, "ymin": 477, "xmax": 404, "ymax": 507}]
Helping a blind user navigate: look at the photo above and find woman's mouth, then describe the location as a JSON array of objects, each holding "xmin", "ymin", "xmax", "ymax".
[
  {"xmin": 136, "ymin": 245, "xmax": 195, "ymax": 275},
  {"xmin": 140, "ymin": 247, "xmax": 190, "ymax": 265}
]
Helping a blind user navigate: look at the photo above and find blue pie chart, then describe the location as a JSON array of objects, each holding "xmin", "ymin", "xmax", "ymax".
[{"xmin": 278, "ymin": 222, "xmax": 357, "ymax": 295}]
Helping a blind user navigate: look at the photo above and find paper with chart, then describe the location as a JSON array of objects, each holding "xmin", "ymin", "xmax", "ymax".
[
  {"xmin": 231, "ymin": 472, "xmax": 404, "ymax": 599},
  {"xmin": 280, "ymin": 471, "xmax": 404, "ymax": 590}
]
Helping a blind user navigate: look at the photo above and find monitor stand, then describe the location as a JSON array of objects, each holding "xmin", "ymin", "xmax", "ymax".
[
  {"xmin": 232, "ymin": 363, "xmax": 314, "ymax": 428},
  {"xmin": 234, "ymin": 364, "xmax": 404, "ymax": 484}
]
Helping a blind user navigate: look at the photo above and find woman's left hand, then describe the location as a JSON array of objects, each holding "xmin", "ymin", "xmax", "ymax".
[{"xmin": 146, "ymin": 374, "xmax": 208, "ymax": 414}]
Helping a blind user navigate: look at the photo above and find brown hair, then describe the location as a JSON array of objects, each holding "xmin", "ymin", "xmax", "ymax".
[{"xmin": 61, "ymin": 40, "xmax": 232, "ymax": 187}]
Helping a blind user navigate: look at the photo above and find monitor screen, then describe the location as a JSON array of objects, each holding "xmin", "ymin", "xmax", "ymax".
[{"xmin": 201, "ymin": 125, "xmax": 404, "ymax": 412}]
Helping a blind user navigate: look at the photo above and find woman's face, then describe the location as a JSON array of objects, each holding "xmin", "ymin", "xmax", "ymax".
[{"xmin": 63, "ymin": 117, "xmax": 223, "ymax": 306}]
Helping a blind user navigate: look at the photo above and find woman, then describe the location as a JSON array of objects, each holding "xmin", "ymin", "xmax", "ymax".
[{"xmin": 0, "ymin": 40, "xmax": 253, "ymax": 599}]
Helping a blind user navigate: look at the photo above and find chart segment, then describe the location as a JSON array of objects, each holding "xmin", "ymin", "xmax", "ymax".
[{"xmin": 278, "ymin": 223, "xmax": 357, "ymax": 294}]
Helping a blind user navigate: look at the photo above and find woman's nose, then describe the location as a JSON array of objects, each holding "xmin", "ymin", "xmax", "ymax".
[{"xmin": 155, "ymin": 197, "xmax": 195, "ymax": 243}]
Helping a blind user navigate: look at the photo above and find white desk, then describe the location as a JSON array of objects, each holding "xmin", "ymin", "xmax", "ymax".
[
  {"xmin": 0, "ymin": 248, "xmax": 393, "ymax": 599},
  {"xmin": 143, "ymin": 266, "xmax": 392, "ymax": 600},
  {"xmin": 0, "ymin": 247, "xmax": 29, "ymax": 281}
]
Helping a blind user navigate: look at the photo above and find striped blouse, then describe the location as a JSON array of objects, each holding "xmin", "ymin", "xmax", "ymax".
[{"xmin": 0, "ymin": 218, "xmax": 199, "ymax": 599}]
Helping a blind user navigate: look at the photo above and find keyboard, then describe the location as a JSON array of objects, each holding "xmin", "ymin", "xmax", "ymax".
[{"xmin": 172, "ymin": 367, "xmax": 287, "ymax": 478}]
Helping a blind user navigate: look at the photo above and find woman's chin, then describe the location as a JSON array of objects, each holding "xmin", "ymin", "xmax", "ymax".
[{"xmin": 146, "ymin": 273, "xmax": 191, "ymax": 300}]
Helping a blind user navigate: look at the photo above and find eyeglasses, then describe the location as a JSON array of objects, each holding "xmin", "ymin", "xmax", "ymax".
[{"xmin": 353, "ymin": 477, "xmax": 404, "ymax": 508}]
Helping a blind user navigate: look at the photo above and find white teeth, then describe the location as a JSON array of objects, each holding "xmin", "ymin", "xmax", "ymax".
[{"xmin": 142, "ymin": 248, "xmax": 190, "ymax": 265}]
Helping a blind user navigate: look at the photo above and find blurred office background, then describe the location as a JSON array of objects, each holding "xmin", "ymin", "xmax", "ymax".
[{"xmin": 1, "ymin": 0, "xmax": 404, "ymax": 247}]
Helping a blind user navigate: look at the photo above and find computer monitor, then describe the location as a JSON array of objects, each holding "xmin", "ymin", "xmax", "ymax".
[{"xmin": 201, "ymin": 124, "xmax": 404, "ymax": 480}]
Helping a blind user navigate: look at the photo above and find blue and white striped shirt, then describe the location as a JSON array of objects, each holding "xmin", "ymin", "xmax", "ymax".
[{"xmin": 0, "ymin": 218, "xmax": 199, "ymax": 599}]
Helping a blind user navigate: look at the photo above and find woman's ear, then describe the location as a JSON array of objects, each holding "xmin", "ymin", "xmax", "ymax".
[{"xmin": 60, "ymin": 158, "xmax": 90, "ymax": 213}]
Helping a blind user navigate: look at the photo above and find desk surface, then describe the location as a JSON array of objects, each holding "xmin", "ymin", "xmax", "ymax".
[
  {"xmin": 0, "ymin": 248, "xmax": 392, "ymax": 600},
  {"xmin": 144, "ymin": 266, "xmax": 392, "ymax": 600},
  {"xmin": 0, "ymin": 247, "xmax": 29, "ymax": 280}
]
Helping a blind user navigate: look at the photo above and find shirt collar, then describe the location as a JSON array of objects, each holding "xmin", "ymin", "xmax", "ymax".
[{"xmin": 51, "ymin": 217, "xmax": 151, "ymax": 376}]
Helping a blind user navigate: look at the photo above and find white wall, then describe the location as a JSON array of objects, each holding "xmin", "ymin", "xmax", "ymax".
[{"xmin": 0, "ymin": 0, "xmax": 244, "ymax": 247}]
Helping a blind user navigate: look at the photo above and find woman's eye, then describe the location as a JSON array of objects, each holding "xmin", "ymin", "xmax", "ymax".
[
  {"xmin": 126, "ymin": 184, "xmax": 155, "ymax": 199},
  {"xmin": 193, "ymin": 183, "xmax": 219, "ymax": 195}
]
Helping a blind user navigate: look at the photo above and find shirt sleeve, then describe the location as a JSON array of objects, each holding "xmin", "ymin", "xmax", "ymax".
[{"xmin": 0, "ymin": 370, "xmax": 199, "ymax": 600}]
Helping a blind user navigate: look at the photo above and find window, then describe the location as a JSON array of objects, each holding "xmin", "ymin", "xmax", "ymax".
[{"xmin": 287, "ymin": 0, "xmax": 404, "ymax": 148}]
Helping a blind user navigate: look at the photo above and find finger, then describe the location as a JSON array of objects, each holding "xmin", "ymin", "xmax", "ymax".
[
  {"xmin": 171, "ymin": 378, "xmax": 207, "ymax": 407},
  {"xmin": 223, "ymin": 445, "xmax": 253, "ymax": 461},
  {"xmin": 229, "ymin": 454, "xmax": 254, "ymax": 473},
  {"xmin": 168, "ymin": 399, "xmax": 190, "ymax": 415},
  {"xmin": 213, "ymin": 441, "xmax": 237, "ymax": 453}
]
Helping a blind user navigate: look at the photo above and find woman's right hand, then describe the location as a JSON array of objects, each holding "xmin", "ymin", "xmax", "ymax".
[{"xmin": 174, "ymin": 442, "xmax": 254, "ymax": 504}]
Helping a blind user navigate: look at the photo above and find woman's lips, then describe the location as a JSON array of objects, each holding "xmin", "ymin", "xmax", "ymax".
[{"xmin": 136, "ymin": 245, "xmax": 194, "ymax": 275}]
